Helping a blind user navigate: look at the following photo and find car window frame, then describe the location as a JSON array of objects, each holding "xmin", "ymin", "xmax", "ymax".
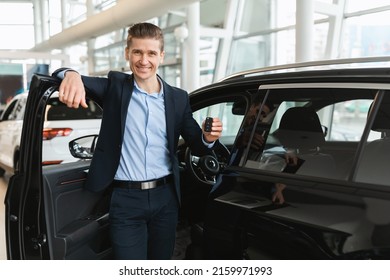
[{"xmin": 233, "ymin": 82, "xmax": 390, "ymax": 187}]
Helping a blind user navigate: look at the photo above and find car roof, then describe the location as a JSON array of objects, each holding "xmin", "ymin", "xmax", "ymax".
[{"xmin": 220, "ymin": 56, "xmax": 390, "ymax": 82}]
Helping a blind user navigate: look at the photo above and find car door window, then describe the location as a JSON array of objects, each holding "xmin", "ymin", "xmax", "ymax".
[
  {"xmin": 192, "ymin": 102, "xmax": 245, "ymax": 146},
  {"xmin": 237, "ymin": 87, "xmax": 377, "ymax": 181},
  {"xmin": 46, "ymin": 97, "xmax": 103, "ymax": 120},
  {"xmin": 317, "ymin": 100, "xmax": 380, "ymax": 142}
]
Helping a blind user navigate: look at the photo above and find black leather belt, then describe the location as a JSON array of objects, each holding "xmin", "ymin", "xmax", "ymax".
[{"xmin": 112, "ymin": 174, "xmax": 173, "ymax": 190}]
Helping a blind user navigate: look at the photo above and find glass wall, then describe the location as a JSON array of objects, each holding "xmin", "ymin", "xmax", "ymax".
[
  {"xmin": 229, "ymin": 35, "xmax": 270, "ymax": 74},
  {"xmin": 341, "ymin": 10, "xmax": 390, "ymax": 58},
  {"xmin": 0, "ymin": 2, "xmax": 34, "ymax": 49}
]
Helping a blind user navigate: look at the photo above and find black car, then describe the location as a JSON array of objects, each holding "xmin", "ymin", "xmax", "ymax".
[{"xmin": 5, "ymin": 59, "xmax": 390, "ymax": 259}]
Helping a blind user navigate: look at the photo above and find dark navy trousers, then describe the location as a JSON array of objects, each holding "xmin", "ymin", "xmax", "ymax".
[{"xmin": 109, "ymin": 182, "xmax": 178, "ymax": 260}]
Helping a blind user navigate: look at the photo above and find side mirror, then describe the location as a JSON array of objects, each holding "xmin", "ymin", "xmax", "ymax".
[{"xmin": 68, "ymin": 135, "xmax": 98, "ymax": 159}]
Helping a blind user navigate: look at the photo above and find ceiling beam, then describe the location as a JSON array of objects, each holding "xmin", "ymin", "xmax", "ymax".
[
  {"xmin": 0, "ymin": 50, "xmax": 69, "ymax": 64},
  {"xmin": 33, "ymin": 0, "xmax": 199, "ymax": 52}
]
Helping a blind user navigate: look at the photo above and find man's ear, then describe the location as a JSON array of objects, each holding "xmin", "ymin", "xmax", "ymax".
[
  {"xmin": 160, "ymin": 51, "xmax": 165, "ymax": 64},
  {"xmin": 124, "ymin": 47, "xmax": 129, "ymax": 61}
]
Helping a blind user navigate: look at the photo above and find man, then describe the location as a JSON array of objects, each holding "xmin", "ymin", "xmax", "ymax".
[{"xmin": 54, "ymin": 22, "xmax": 223, "ymax": 260}]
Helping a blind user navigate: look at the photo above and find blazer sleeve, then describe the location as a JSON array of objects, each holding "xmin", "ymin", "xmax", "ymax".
[{"xmin": 52, "ymin": 67, "xmax": 109, "ymax": 105}]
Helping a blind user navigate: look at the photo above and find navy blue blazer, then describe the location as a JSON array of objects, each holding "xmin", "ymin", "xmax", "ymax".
[{"xmin": 54, "ymin": 70, "xmax": 210, "ymax": 203}]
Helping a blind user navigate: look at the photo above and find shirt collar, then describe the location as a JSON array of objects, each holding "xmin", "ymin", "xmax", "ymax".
[{"xmin": 133, "ymin": 77, "xmax": 164, "ymax": 98}]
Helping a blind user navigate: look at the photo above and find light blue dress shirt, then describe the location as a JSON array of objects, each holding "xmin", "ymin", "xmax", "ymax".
[{"xmin": 114, "ymin": 79, "xmax": 171, "ymax": 181}]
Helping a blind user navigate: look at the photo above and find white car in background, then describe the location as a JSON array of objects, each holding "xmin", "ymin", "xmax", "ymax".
[{"xmin": 0, "ymin": 92, "xmax": 102, "ymax": 176}]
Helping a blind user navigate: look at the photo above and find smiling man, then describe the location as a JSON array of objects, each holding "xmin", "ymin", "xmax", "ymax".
[{"xmin": 53, "ymin": 22, "xmax": 223, "ymax": 260}]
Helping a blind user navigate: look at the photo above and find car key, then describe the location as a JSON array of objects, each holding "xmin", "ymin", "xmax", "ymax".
[{"xmin": 204, "ymin": 117, "xmax": 213, "ymax": 132}]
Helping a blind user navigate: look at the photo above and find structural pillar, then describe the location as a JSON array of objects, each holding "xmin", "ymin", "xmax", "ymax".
[
  {"xmin": 295, "ymin": 0, "xmax": 314, "ymax": 62},
  {"xmin": 185, "ymin": 2, "xmax": 200, "ymax": 92},
  {"xmin": 86, "ymin": 0, "xmax": 95, "ymax": 74}
]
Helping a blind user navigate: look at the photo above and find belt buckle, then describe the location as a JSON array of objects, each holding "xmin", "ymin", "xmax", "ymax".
[{"xmin": 140, "ymin": 180, "xmax": 157, "ymax": 190}]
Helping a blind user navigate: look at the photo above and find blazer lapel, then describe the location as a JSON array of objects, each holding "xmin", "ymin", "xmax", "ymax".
[
  {"xmin": 163, "ymin": 83, "xmax": 176, "ymax": 154},
  {"xmin": 120, "ymin": 74, "xmax": 134, "ymax": 137}
]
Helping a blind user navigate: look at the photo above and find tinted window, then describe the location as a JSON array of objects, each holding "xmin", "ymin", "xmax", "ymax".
[
  {"xmin": 46, "ymin": 98, "xmax": 102, "ymax": 121},
  {"xmin": 232, "ymin": 87, "xmax": 378, "ymax": 181},
  {"xmin": 317, "ymin": 100, "xmax": 378, "ymax": 142}
]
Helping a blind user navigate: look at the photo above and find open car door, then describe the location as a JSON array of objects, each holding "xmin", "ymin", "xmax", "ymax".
[{"xmin": 5, "ymin": 74, "xmax": 111, "ymax": 259}]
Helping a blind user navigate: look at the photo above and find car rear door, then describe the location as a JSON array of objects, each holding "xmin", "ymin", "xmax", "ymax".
[
  {"xmin": 205, "ymin": 80, "xmax": 390, "ymax": 259},
  {"xmin": 5, "ymin": 74, "xmax": 111, "ymax": 259}
]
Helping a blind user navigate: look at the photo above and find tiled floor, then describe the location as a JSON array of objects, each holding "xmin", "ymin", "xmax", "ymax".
[{"xmin": 0, "ymin": 173, "xmax": 9, "ymax": 260}]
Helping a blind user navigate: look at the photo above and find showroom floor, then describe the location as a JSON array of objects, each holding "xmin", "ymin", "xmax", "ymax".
[{"xmin": 0, "ymin": 174, "xmax": 8, "ymax": 260}]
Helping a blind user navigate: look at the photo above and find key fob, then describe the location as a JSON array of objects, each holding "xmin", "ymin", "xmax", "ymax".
[{"xmin": 205, "ymin": 117, "xmax": 213, "ymax": 132}]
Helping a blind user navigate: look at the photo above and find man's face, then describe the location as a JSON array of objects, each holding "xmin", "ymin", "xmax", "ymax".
[
  {"xmin": 247, "ymin": 104, "xmax": 270, "ymax": 125},
  {"xmin": 125, "ymin": 37, "xmax": 164, "ymax": 82}
]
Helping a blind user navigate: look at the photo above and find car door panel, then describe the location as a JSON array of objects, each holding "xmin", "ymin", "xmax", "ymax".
[
  {"xmin": 209, "ymin": 169, "xmax": 390, "ymax": 259},
  {"xmin": 41, "ymin": 162, "xmax": 111, "ymax": 259}
]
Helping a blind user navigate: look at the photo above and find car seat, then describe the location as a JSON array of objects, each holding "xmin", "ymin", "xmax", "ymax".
[
  {"xmin": 355, "ymin": 102, "xmax": 390, "ymax": 185},
  {"xmin": 275, "ymin": 107, "xmax": 335, "ymax": 177}
]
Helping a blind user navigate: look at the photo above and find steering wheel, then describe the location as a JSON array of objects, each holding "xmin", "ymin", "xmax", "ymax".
[{"xmin": 185, "ymin": 142, "xmax": 230, "ymax": 185}]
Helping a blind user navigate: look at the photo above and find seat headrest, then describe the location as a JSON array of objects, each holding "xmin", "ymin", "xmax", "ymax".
[
  {"xmin": 275, "ymin": 107, "xmax": 325, "ymax": 149},
  {"xmin": 279, "ymin": 107, "xmax": 323, "ymax": 133}
]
